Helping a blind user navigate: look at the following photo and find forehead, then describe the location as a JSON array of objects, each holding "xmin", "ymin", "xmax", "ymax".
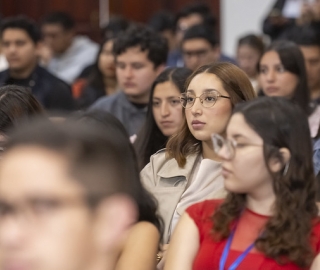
[
  {"xmin": 153, "ymin": 81, "xmax": 180, "ymax": 97},
  {"xmin": 260, "ymin": 50, "xmax": 281, "ymax": 64},
  {"xmin": 183, "ymin": 38, "xmax": 212, "ymax": 50},
  {"xmin": 42, "ymin": 23, "xmax": 65, "ymax": 33},
  {"xmin": 299, "ymin": 45, "xmax": 320, "ymax": 58},
  {"xmin": 178, "ymin": 14, "xmax": 203, "ymax": 27},
  {"xmin": 227, "ymin": 113, "xmax": 262, "ymax": 141},
  {"xmin": 2, "ymin": 28, "xmax": 33, "ymax": 42},
  {"xmin": 116, "ymin": 46, "xmax": 152, "ymax": 64},
  {"xmin": 0, "ymin": 146, "xmax": 84, "ymax": 200},
  {"xmin": 187, "ymin": 72, "xmax": 228, "ymax": 95}
]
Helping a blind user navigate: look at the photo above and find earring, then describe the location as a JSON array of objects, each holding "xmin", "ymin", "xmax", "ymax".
[{"xmin": 283, "ymin": 162, "xmax": 290, "ymax": 176}]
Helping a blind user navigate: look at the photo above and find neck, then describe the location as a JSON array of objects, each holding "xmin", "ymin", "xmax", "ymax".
[
  {"xmin": 201, "ymin": 140, "xmax": 222, "ymax": 161},
  {"xmin": 103, "ymin": 76, "xmax": 117, "ymax": 95},
  {"xmin": 246, "ymin": 185, "xmax": 276, "ymax": 216},
  {"xmin": 127, "ymin": 92, "xmax": 149, "ymax": 104},
  {"xmin": 10, "ymin": 60, "xmax": 37, "ymax": 79},
  {"xmin": 86, "ymin": 253, "xmax": 118, "ymax": 270}
]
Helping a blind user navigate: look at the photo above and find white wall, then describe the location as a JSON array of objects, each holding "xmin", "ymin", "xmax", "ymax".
[{"xmin": 221, "ymin": 0, "xmax": 275, "ymax": 58}]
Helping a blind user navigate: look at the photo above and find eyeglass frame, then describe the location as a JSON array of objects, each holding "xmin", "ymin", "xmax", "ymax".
[
  {"xmin": 211, "ymin": 133, "xmax": 264, "ymax": 160},
  {"xmin": 180, "ymin": 90, "xmax": 231, "ymax": 109}
]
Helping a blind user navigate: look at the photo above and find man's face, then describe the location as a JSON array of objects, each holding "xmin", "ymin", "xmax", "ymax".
[
  {"xmin": 176, "ymin": 13, "xmax": 203, "ymax": 45},
  {"xmin": 41, "ymin": 24, "xmax": 73, "ymax": 54},
  {"xmin": 116, "ymin": 46, "xmax": 164, "ymax": 103},
  {"xmin": 1, "ymin": 28, "xmax": 38, "ymax": 72},
  {"xmin": 0, "ymin": 146, "xmax": 97, "ymax": 270},
  {"xmin": 182, "ymin": 38, "xmax": 220, "ymax": 71},
  {"xmin": 300, "ymin": 45, "xmax": 320, "ymax": 92}
]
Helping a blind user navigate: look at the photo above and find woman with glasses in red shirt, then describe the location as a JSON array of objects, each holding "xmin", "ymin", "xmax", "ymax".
[{"xmin": 165, "ymin": 96, "xmax": 320, "ymax": 270}]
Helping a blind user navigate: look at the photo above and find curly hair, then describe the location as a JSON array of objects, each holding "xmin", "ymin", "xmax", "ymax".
[
  {"xmin": 212, "ymin": 97, "xmax": 319, "ymax": 267},
  {"xmin": 112, "ymin": 23, "xmax": 168, "ymax": 68},
  {"xmin": 166, "ymin": 62, "xmax": 256, "ymax": 167}
]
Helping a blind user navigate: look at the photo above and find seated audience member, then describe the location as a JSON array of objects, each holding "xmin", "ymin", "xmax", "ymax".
[
  {"xmin": 0, "ymin": 85, "xmax": 44, "ymax": 145},
  {"xmin": 285, "ymin": 26, "xmax": 320, "ymax": 104},
  {"xmin": 0, "ymin": 118, "xmax": 140, "ymax": 270},
  {"xmin": 181, "ymin": 25, "xmax": 232, "ymax": 71},
  {"xmin": 148, "ymin": 11, "xmax": 178, "ymax": 67},
  {"xmin": 259, "ymin": 40, "xmax": 320, "ymax": 138},
  {"xmin": 134, "ymin": 67, "xmax": 192, "ymax": 170},
  {"xmin": 75, "ymin": 110, "xmax": 163, "ymax": 270},
  {"xmin": 165, "ymin": 97, "xmax": 320, "ymax": 270},
  {"xmin": 0, "ymin": 16, "xmax": 74, "ymax": 111},
  {"xmin": 41, "ymin": 12, "xmax": 99, "ymax": 84},
  {"xmin": 90, "ymin": 25, "xmax": 168, "ymax": 136},
  {"xmin": 236, "ymin": 34, "xmax": 264, "ymax": 93},
  {"xmin": 140, "ymin": 62, "xmax": 256, "ymax": 247},
  {"xmin": 72, "ymin": 37, "xmax": 118, "ymax": 109}
]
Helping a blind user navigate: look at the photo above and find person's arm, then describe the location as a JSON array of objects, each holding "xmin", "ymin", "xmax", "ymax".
[
  {"xmin": 115, "ymin": 221, "xmax": 160, "ymax": 270},
  {"xmin": 164, "ymin": 212, "xmax": 200, "ymax": 270},
  {"xmin": 311, "ymin": 253, "xmax": 320, "ymax": 270}
]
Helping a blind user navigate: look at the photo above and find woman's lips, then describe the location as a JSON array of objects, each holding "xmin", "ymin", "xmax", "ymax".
[
  {"xmin": 265, "ymin": 86, "xmax": 279, "ymax": 94},
  {"xmin": 191, "ymin": 120, "xmax": 205, "ymax": 130},
  {"xmin": 222, "ymin": 166, "xmax": 232, "ymax": 177}
]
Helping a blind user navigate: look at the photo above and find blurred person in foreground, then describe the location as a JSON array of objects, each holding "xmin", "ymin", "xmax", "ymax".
[{"xmin": 0, "ymin": 118, "xmax": 139, "ymax": 270}]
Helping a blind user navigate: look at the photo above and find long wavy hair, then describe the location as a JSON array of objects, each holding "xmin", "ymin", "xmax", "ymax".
[
  {"xmin": 134, "ymin": 67, "xmax": 192, "ymax": 170},
  {"xmin": 212, "ymin": 97, "xmax": 319, "ymax": 267},
  {"xmin": 166, "ymin": 62, "xmax": 256, "ymax": 167}
]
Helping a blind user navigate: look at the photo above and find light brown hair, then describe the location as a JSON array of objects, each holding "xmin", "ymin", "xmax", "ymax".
[{"xmin": 166, "ymin": 62, "xmax": 256, "ymax": 167}]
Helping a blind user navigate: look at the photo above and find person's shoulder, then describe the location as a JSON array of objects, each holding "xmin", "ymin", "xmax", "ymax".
[
  {"xmin": 0, "ymin": 69, "xmax": 9, "ymax": 81},
  {"xmin": 186, "ymin": 199, "xmax": 223, "ymax": 220},
  {"xmin": 90, "ymin": 92, "xmax": 123, "ymax": 110}
]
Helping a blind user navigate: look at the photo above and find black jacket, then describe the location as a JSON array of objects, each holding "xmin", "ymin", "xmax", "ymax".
[{"xmin": 0, "ymin": 65, "xmax": 74, "ymax": 111}]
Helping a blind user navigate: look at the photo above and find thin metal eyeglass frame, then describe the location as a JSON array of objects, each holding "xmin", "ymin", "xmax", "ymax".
[{"xmin": 180, "ymin": 92, "xmax": 230, "ymax": 109}]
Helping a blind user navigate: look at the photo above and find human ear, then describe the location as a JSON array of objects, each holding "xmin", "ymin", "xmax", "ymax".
[
  {"xmin": 269, "ymin": 147, "xmax": 291, "ymax": 174},
  {"xmin": 93, "ymin": 194, "xmax": 138, "ymax": 253}
]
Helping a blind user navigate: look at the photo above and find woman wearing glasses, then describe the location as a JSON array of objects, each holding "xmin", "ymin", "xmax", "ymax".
[
  {"xmin": 165, "ymin": 97, "xmax": 320, "ymax": 270},
  {"xmin": 140, "ymin": 62, "xmax": 256, "ymax": 249}
]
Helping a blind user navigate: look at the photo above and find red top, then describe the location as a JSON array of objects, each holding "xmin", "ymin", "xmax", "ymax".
[{"xmin": 186, "ymin": 200, "xmax": 320, "ymax": 270}]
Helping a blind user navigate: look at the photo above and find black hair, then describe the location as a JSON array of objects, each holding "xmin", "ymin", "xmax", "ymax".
[
  {"xmin": 238, "ymin": 34, "xmax": 265, "ymax": 55},
  {"xmin": 175, "ymin": 3, "xmax": 216, "ymax": 29},
  {"xmin": 283, "ymin": 25, "xmax": 320, "ymax": 47},
  {"xmin": 74, "ymin": 110, "xmax": 164, "ymax": 239},
  {"xmin": 101, "ymin": 16, "xmax": 131, "ymax": 40},
  {"xmin": 41, "ymin": 11, "xmax": 75, "ymax": 30},
  {"xmin": 148, "ymin": 11, "xmax": 176, "ymax": 33},
  {"xmin": 260, "ymin": 40, "xmax": 311, "ymax": 115},
  {"xmin": 182, "ymin": 24, "xmax": 218, "ymax": 47},
  {"xmin": 113, "ymin": 24, "xmax": 168, "ymax": 68},
  {"xmin": 0, "ymin": 16, "xmax": 41, "ymax": 44},
  {"xmin": 134, "ymin": 67, "xmax": 192, "ymax": 170},
  {"xmin": 0, "ymin": 85, "xmax": 45, "ymax": 135},
  {"xmin": 76, "ymin": 37, "xmax": 114, "ymax": 109}
]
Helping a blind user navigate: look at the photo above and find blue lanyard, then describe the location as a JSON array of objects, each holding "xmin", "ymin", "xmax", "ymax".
[{"xmin": 219, "ymin": 228, "xmax": 255, "ymax": 270}]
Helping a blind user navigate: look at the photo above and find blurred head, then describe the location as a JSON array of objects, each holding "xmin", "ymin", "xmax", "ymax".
[
  {"xmin": 0, "ymin": 118, "xmax": 138, "ymax": 270},
  {"xmin": 0, "ymin": 16, "xmax": 41, "ymax": 73},
  {"xmin": 148, "ymin": 11, "xmax": 176, "ymax": 51},
  {"xmin": 285, "ymin": 26, "xmax": 320, "ymax": 98},
  {"xmin": 0, "ymin": 85, "xmax": 44, "ymax": 138},
  {"xmin": 259, "ymin": 40, "xmax": 310, "ymax": 115},
  {"xmin": 237, "ymin": 34, "xmax": 264, "ymax": 78},
  {"xmin": 41, "ymin": 12, "xmax": 75, "ymax": 54},
  {"xmin": 175, "ymin": 3, "xmax": 216, "ymax": 45},
  {"xmin": 113, "ymin": 24, "xmax": 168, "ymax": 103},
  {"xmin": 101, "ymin": 16, "xmax": 130, "ymax": 40},
  {"xmin": 212, "ymin": 97, "xmax": 317, "ymax": 267},
  {"xmin": 182, "ymin": 25, "xmax": 220, "ymax": 71},
  {"xmin": 97, "ymin": 38, "xmax": 115, "ymax": 78},
  {"xmin": 152, "ymin": 67, "xmax": 192, "ymax": 136},
  {"xmin": 135, "ymin": 67, "xmax": 192, "ymax": 169},
  {"xmin": 167, "ymin": 62, "xmax": 256, "ymax": 167}
]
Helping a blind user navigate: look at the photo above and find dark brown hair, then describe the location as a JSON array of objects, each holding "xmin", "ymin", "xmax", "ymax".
[
  {"xmin": 212, "ymin": 97, "xmax": 319, "ymax": 267},
  {"xmin": 166, "ymin": 62, "xmax": 256, "ymax": 167}
]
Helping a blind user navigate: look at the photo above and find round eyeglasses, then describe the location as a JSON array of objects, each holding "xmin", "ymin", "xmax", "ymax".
[
  {"xmin": 211, "ymin": 133, "xmax": 263, "ymax": 160},
  {"xmin": 180, "ymin": 90, "xmax": 230, "ymax": 109}
]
